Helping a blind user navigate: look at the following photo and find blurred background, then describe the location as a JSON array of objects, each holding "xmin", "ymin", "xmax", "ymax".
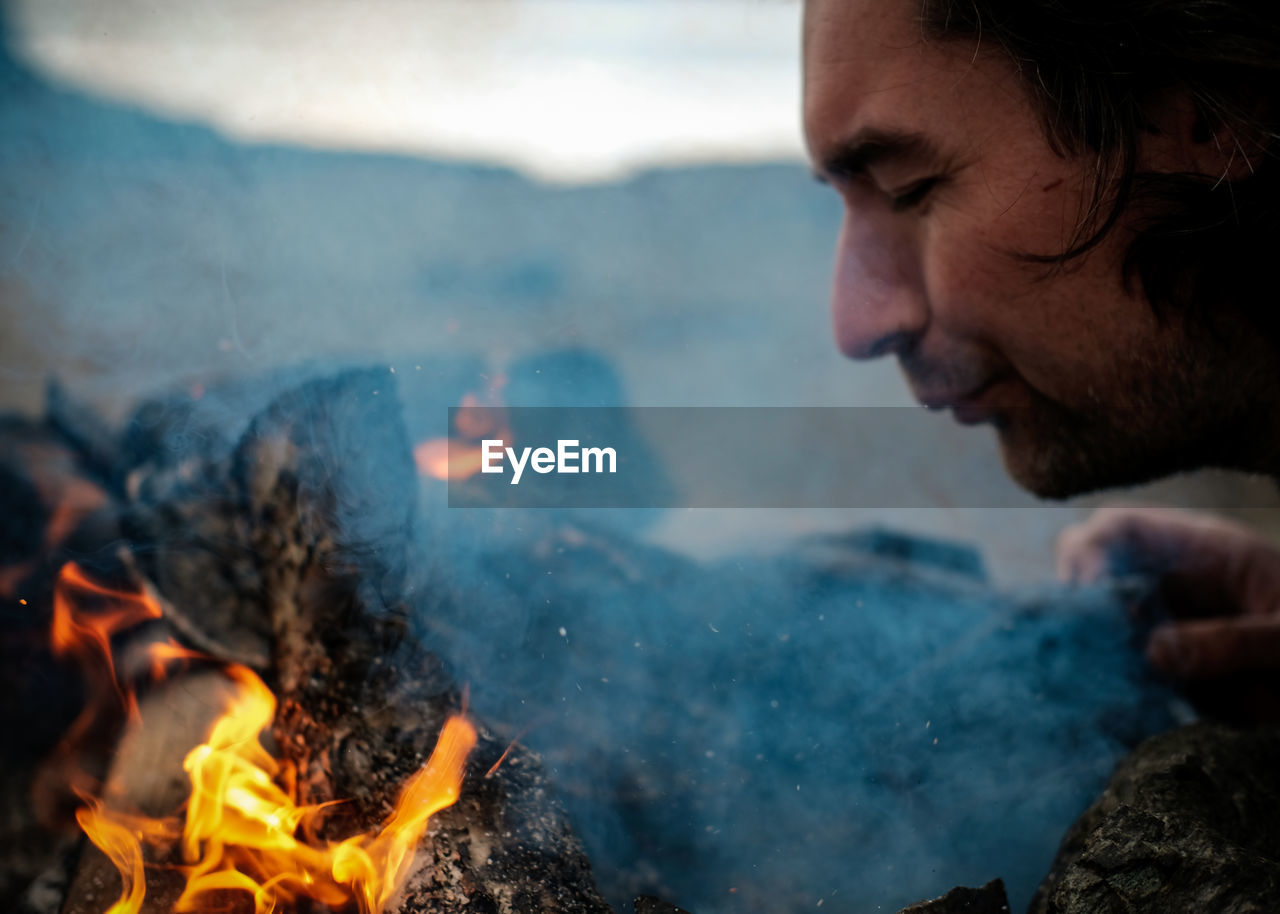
[
  {"xmin": 3, "ymin": 0, "xmax": 1276, "ymax": 586},
  {"xmin": 2, "ymin": 3, "xmax": 1280, "ymax": 911},
  {"xmin": 3, "ymin": 0, "xmax": 1277, "ymax": 582}
]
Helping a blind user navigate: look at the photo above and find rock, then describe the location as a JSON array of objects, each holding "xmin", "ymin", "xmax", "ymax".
[
  {"xmin": 896, "ymin": 879, "xmax": 1009, "ymax": 913},
  {"xmin": 1031, "ymin": 723, "xmax": 1280, "ymax": 913}
]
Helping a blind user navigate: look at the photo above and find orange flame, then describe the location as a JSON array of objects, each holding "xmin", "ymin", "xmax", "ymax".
[
  {"xmin": 413, "ymin": 437, "xmax": 488, "ymax": 481},
  {"xmin": 143, "ymin": 637, "xmax": 208, "ymax": 683},
  {"xmin": 55, "ymin": 563, "xmax": 478, "ymax": 914},
  {"xmin": 76, "ymin": 796, "xmax": 148, "ymax": 914},
  {"xmin": 75, "ymin": 796, "xmax": 180, "ymax": 914},
  {"xmin": 166, "ymin": 665, "xmax": 476, "ymax": 914},
  {"xmin": 46, "ymin": 561, "xmax": 165, "ymax": 757},
  {"xmin": 332, "ymin": 714, "xmax": 478, "ymax": 913},
  {"xmin": 51, "ymin": 562, "xmax": 163, "ymax": 698},
  {"xmin": 416, "ymin": 385, "xmax": 512, "ymax": 481}
]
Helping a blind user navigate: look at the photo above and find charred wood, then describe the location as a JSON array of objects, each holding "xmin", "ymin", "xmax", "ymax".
[
  {"xmin": 60, "ymin": 671, "xmax": 241, "ymax": 914},
  {"xmin": 895, "ymin": 880, "xmax": 1009, "ymax": 913},
  {"xmin": 109, "ymin": 369, "xmax": 613, "ymax": 913}
]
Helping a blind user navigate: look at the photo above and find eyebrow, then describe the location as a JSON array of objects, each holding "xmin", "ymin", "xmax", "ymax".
[{"xmin": 812, "ymin": 128, "xmax": 942, "ymax": 184}]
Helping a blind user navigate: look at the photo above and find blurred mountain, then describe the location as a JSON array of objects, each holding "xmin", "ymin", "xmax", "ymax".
[{"xmin": 0, "ymin": 10, "xmax": 852, "ymax": 419}]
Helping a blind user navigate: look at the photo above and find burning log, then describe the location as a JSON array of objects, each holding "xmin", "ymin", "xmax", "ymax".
[
  {"xmin": 60, "ymin": 670, "xmax": 232, "ymax": 914},
  {"xmin": 14, "ymin": 369, "xmax": 613, "ymax": 913},
  {"xmin": 8, "ymin": 360, "xmax": 1196, "ymax": 914},
  {"xmin": 56, "ymin": 649, "xmax": 480, "ymax": 914},
  {"xmin": 197, "ymin": 371, "xmax": 610, "ymax": 911}
]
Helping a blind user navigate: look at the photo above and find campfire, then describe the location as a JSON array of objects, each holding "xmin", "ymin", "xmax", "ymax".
[
  {"xmin": 6, "ymin": 369, "xmax": 616, "ymax": 914},
  {"xmin": 2, "ymin": 362, "xmax": 1184, "ymax": 914},
  {"xmin": 53, "ymin": 562, "xmax": 477, "ymax": 914}
]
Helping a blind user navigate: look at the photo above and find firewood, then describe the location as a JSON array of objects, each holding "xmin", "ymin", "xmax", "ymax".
[
  {"xmin": 75, "ymin": 369, "xmax": 615, "ymax": 913},
  {"xmin": 60, "ymin": 671, "xmax": 242, "ymax": 914}
]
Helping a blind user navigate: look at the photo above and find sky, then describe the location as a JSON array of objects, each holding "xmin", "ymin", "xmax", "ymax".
[{"xmin": 9, "ymin": 0, "xmax": 807, "ymax": 184}]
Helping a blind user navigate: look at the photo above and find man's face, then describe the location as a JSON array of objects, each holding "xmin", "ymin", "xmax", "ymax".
[{"xmin": 803, "ymin": 0, "xmax": 1265, "ymax": 497}]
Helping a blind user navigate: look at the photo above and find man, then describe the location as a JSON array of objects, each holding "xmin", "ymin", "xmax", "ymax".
[{"xmin": 803, "ymin": 0, "xmax": 1280, "ymax": 684}]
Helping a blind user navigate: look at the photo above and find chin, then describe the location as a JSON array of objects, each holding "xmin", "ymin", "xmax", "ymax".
[{"xmin": 992, "ymin": 410, "xmax": 1201, "ymax": 501}]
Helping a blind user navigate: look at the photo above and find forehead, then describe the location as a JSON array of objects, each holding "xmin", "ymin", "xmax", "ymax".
[
  {"xmin": 802, "ymin": 0, "xmax": 1016, "ymax": 163},
  {"xmin": 802, "ymin": 0, "xmax": 919, "ymax": 70}
]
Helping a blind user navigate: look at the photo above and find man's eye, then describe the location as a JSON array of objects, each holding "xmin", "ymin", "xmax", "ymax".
[{"xmin": 890, "ymin": 177, "xmax": 939, "ymax": 212}]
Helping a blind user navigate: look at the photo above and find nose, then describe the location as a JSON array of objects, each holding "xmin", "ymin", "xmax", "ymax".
[{"xmin": 830, "ymin": 208, "xmax": 928, "ymax": 360}]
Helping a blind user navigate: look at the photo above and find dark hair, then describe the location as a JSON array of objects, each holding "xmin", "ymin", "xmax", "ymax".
[{"xmin": 919, "ymin": 0, "xmax": 1280, "ymax": 332}]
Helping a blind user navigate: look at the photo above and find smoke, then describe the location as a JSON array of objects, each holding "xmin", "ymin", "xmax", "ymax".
[
  {"xmin": 412, "ymin": 490, "xmax": 1178, "ymax": 913},
  {"xmin": 0, "ymin": 14, "xmax": 1202, "ymax": 914}
]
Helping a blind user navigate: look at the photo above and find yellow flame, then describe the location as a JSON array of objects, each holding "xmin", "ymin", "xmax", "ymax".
[
  {"xmin": 75, "ymin": 797, "xmax": 147, "ymax": 914},
  {"xmin": 76, "ymin": 661, "xmax": 475, "ymax": 914},
  {"xmin": 52, "ymin": 562, "xmax": 478, "ymax": 914},
  {"xmin": 333, "ymin": 714, "xmax": 478, "ymax": 913}
]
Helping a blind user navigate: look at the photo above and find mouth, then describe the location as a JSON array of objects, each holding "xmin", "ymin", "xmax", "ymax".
[{"xmin": 915, "ymin": 376, "xmax": 1006, "ymax": 425}]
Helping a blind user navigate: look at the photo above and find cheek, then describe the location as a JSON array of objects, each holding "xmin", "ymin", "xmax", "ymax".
[
  {"xmin": 919, "ymin": 206, "xmax": 1143, "ymax": 394},
  {"xmin": 918, "ymin": 219, "xmax": 1027, "ymax": 341},
  {"xmin": 959, "ymin": 149, "xmax": 1091, "ymax": 261},
  {"xmin": 926, "ymin": 160, "xmax": 1130, "ymax": 319}
]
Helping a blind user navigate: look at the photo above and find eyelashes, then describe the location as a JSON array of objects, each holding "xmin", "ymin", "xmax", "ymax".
[
  {"xmin": 890, "ymin": 177, "xmax": 940, "ymax": 212},
  {"xmin": 814, "ymin": 172, "xmax": 943, "ymax": 214}
]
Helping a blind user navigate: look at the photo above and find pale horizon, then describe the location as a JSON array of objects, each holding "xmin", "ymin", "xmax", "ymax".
[{"xmin": 9, "ymin": 0, "xmax": 807, "ymax": 184}]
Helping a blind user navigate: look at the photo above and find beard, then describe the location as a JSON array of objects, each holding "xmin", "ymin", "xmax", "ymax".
[
  {"xmin": 983, "ymin": 322, "xmax": 1268, "ymax": 500},
  {"xmin": 993, "ymin": 395, "xmax": 1213, "ymax": 499}
]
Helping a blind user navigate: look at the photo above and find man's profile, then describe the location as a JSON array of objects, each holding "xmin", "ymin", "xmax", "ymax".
[{"xmin": 802, "ymin": 0, "xmax": 1280, "ymax": 681}]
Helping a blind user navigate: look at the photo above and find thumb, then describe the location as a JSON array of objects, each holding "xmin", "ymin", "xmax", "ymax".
[{"xmin": 1147, "ymin": 617, "xmax": 1280, "ymax": 678}]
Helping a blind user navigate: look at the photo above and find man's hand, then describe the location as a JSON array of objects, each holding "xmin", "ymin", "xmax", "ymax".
[{"xmin": 1056, "ymin": 506, "xmax": 1280, "ymax": 678}]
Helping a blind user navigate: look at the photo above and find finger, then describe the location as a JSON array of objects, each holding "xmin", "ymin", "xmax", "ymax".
[
  {"xmin": 1055, "ymin": 505, "xmax": 1179, "ymax": 584},
  {"xmin": 1055, "ymin": 515, "xmax": 1115, "ymax": 584},
  {"xmin": 1147, "ymin": 617, "xmax": 1280, "ymax": 678},
  {"xmin": 1056, "ymin": 506, "xmax": 1280, "ymax": 606}
]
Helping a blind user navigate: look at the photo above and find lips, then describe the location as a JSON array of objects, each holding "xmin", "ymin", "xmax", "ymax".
[{"xmin": 913, "ymin": 375, "xmax": 1006, "ymax": 424}]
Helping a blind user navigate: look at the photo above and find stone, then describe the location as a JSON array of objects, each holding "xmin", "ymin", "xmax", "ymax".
[
  {"xmin": 1031, "ymin": 723, "xmax": 1280, "ymax": 914},
  {"xmin": 897, "ymin": 879, "xmax": 1010, "ymax": 913}
]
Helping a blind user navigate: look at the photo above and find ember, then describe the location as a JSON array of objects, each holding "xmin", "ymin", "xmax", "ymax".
[
  {"xmin": 52, "ymin": 564, "xmax": 477, "ymax": 914},
  {"xmin": 415, "ymin": 385, "xmax": 511, "ymax": 481}
]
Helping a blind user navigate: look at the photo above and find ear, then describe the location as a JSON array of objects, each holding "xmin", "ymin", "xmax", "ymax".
[{"xmin": 1139, "ymin": 89, "xmax": 1263, "ymax": 183}]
